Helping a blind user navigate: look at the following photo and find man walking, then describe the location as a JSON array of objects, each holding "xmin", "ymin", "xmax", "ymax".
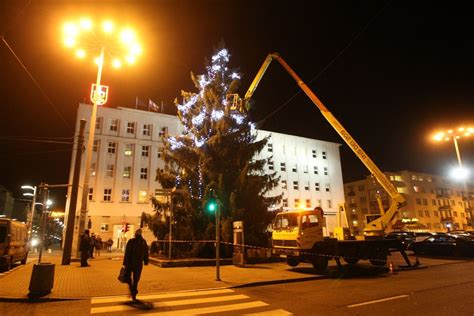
[
  {"xmin": 123, "ymin": 229, "xmax": 149, "ymax": 301},
  {"xmin": 80, "ymin": 229, "xmax": 91, "ymax": 267}
]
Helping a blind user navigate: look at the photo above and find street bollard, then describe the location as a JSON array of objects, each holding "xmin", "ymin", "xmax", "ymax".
[{"xmin": 28, "ymin": 263, "xmax": 55, "ymax": 297}]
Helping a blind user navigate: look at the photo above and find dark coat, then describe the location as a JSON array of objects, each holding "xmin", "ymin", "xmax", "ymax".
[
  {"xmin": 123, "ymin": 235, "xmax": 149, "ymax": 269},
  {"xmin": 80, "ymin": 234, "xmax": 91, "ymax": 252}
]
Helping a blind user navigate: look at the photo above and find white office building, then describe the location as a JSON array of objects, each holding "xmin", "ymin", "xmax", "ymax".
[{"xmin": 65, "ymin": 103, "xmax": 345, "ymax": 246}]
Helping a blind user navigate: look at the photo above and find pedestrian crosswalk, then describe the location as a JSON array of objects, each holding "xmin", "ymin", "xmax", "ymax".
[{"xmin": 90, "ymin": 288, "xmax": 293, "ymax": 315}]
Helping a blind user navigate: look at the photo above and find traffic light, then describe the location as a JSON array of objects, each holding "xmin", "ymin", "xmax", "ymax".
[{"xmin": 206, "ymin": 190, "xmax": 217, "ymax": 213}]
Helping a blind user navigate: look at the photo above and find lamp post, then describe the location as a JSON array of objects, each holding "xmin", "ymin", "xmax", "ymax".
[
  {"xmin": 21, "ymin": 185, "xmax": 37, "ymax": 240},
  {"xmin": 62, "ymin": 18, "xmax": 142, "ymax": 256},
  {"xmin": 433, "ymin": 127, "xmax": 474, "ymax": 227}
]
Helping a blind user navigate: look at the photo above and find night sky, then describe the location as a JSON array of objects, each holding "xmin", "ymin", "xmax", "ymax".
[{"xmin": 1, "ymin": 1, "xmax": 474, "ymax": 208}]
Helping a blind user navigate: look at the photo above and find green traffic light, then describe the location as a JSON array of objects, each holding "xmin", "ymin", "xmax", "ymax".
[{"xmin": 207, "ymin": 202, "xmax": 216, "ymax": 212}]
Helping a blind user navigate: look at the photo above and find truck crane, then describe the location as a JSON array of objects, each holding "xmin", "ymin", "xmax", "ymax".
[{"xmin": 231, "ymin": 53, "xmax": 413, "ymax": 273}]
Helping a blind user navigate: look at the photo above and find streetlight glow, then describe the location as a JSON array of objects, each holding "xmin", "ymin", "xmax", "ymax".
[
  {"xmin": 120, "ymin": 29, "xmax": 135, "ymax": 43},
  {"xmin": 64, "ymin": 37, "xmax": 75, "ymax": 47},
  {"xmin": 112, "ymin": 58, "xmax": 122, "ymax": 68},
  {"xmin": 102, "ymin": 20, "xmax": 114, "ymax": 33},
  {"xmin": 75, "ymin": 49, "xmax": 86, "ymax": 58},
  {"xmin": 450, "ymin": 167, "xmax": 470, "ymax": 181},
  {"xmin": 79, "ymin": 18, "xmax": 93, "ymax": 30}
]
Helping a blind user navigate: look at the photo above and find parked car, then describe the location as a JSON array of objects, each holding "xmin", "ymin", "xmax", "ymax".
[
  {"xmin": 408, "ymin": 234, "xmax": 474, "ymax": 257},
  {"xmin": 449, "ymin": 230, "xmax": 473, "ymax": 237},
  {"xmin": 0, "ymin": 218, "xmax": 29, "ymax": 271},
  {"xmin": 413, "ymin": 232, "xmax": 436, "ymax": 242},
  {"xmin": 385, "ymin": 231, "xmax": 416, "ymax": 249}
]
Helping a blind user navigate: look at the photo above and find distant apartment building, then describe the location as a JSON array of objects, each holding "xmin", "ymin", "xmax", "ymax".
[
  {"xmin": 344, "ymin": 170, "xmax": 473, "ymax": 234},
  {"xmin": 66, "ymin": 103, "xmax": 345, "ymax": 245}
]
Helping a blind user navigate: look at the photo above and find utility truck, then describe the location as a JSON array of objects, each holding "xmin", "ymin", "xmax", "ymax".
[{"xmin": 230, "ymin": 53, "xmax": 413, "ymax": 273}]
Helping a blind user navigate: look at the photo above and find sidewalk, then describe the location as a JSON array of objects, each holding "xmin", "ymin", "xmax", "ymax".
[{"xmin": 0, "ymin": 251, "xmax": 462, "ymax": 300}]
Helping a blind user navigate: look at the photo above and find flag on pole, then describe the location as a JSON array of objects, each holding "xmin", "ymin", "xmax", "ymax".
[
  {"xmin": 135, "ymin": 97, "xmax": 146, "ymax": 109},
  {"xmin": 149, "ymin": 99, "xmax": 159, "ymax": 112}
]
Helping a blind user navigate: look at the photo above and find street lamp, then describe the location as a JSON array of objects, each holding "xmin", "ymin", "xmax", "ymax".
[
  {"xmin": 62, "ymin": 18, "xmax": 142, "ymax": 254},
  {"xmin": 432, "ymin": 127, "xmax": 474, "ymax": 227},
  {"xmin": 21, "ymin": 185, "xmax": 37, "ymax": 240}
]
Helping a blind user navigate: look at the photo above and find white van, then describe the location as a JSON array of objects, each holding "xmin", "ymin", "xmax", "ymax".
[{"xmin": 0, "ymin": 218, "xmax": 29, "ymax": 271}]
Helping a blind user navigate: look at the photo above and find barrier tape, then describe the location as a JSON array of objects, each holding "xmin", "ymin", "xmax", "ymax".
[{"xmin": 151, "ymin": 239, "xmax": 399, "ymax": 263}]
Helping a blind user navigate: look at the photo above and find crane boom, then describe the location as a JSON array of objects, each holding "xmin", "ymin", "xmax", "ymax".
[{"xmin": 244, "ymin": 53, "xmax": 407, "ymax": 236}]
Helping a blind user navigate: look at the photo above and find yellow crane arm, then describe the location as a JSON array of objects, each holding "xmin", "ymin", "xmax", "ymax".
[{"xmin": 244, "ymin": 53, "xmax": 407, "ymax": 236}]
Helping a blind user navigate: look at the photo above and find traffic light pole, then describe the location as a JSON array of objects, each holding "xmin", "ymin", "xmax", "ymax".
[{"xmin": 215, "ymin": 202, "xmax": 221, "ymax": 281}]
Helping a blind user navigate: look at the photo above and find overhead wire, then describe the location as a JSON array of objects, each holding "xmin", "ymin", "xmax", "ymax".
[{"xmin": 256, "ymin": 0, "xmax": 392, "ymax": 127}]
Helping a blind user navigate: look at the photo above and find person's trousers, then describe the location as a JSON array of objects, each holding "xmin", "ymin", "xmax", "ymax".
[
  {"xmin": 80, "ymin": 251, "xmax": 89, "ymax": 266},
  {"xmin": 126, "ymin": 265, "xmax": 143, "ymax": 299}
]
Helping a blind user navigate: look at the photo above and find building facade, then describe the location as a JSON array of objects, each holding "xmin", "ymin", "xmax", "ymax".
[
  {"xmin": 344, "ymin": 170, "xmax": 473, "ymax": 234},
  {"xmin": 66, "ymin": 103, "xmax": 345, "ymax": 246}
]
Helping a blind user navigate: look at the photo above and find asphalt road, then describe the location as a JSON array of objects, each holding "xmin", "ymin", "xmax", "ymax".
[{"xmin": 232, "ymin": 259, "xmax": 474, "ymax": 315}]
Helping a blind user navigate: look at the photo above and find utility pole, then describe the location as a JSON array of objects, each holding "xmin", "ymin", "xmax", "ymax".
[
  {"xmin": 62, "ymin": 119, "xmax": 86, "ymax": 265},
  {"xmin": 38, "ymin": 184, "xmax": 49, "ymax": 264},
  {"xmin": 215, "ymin": 199, "xmax": 221, "ymax": 281}
]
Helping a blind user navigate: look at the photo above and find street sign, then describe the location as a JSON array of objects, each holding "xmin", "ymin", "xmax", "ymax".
[{"xmin": 90, "ymin": 84, "xmax": 109, "ymax": 105}]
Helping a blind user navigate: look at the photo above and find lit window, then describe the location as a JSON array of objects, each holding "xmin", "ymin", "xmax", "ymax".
[
  {"xmin": 123, "ymin": 166, "xmax": 131, "ymax": 178},
  {"xmin": 124, "ymin": 144, "xmax": 133, "ymax": 156},
  {"xmin": 138, "ymin": 190, "xmax": 148, "ymax": 203},
  {"xmin": 103, "ymin": 188, "xmax": 112, "ymax": 202},
  {"xmin": 140, "ymin": 168, "xmax": 148, "ymax": 180},
  {"xmin": 127, "ymin": 122, "xmax": 135, "ymax": 134},
  {"xmin": 413, "ymin": 186, "xmax": 419, "ymax": 193},
  {"xmin": 121, "ymin": 189, "xmax": 130, "ymax": 202}
]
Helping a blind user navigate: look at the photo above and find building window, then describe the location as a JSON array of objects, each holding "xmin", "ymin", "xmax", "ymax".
[
  {"xmin": 461, "ymin": 212, "xmax": 465, "ymax": 218},
  {"xmin": 268, "ymin": 161, "xmax": 274, "ymax": 171},
  {"xmin": 138, "ymin": 190, "xmax": 148, "ymax": 203},
  {"xmin": 434, "ymin": 211, "xmax": 439, "ymax": 217},
  {"xmin": 424, "ymin": 210, "xmax": 430, "ymax": 217},
  {"xmin": 127, "ymin": 122, "xmax": 135, "ymax": 134},
  {"xmin": 358, "ymin": 185, "xmax": 364, "ymax": 191},
  {"xmin": 453, "ymin": 211, "xmax": 458, "ymax": 217},
  {"xmin": 108, "ymin": 142, "xmax": 116, "ymax": 154},
  {"xmin": 88, "ymin": 188, "xmax": 94, "ymax": 201},
  {"xmin": 90, "ymin": 163, "xmax": 96, "ymax": 176},
  {"xmin": 267, "ymin": 143, "xmax": 273, "ymax": 152},
  {"xmin": 282, "ymin": 198, "xmax": 288, "ymax": 207},
  {"xmin": 327, "ymin": 200, "xmax": 332, "ymax": 208},
  {"xmin": 322, "ymin": 151, "xmax": 327, "ymax": 159},
  {"xmin": 305, "ymin": 182, "xmax": 310, "ymax": 190},
  {"xmin": 427, "ymin": 176, "xmax": 432, "ymax": 182},
  {"xmin": 313, "ymin": 166, "xmax": 318, "ymax": 175},
  {"xmin": 158, "ymin": 146, "xmax": 164, "ymax": 158},
  {"xmin": 312, "ymin": 150, "xmax": 317, "ymax": 158},
  {"xmin": 281, "ymin": 180, "xmax": 287, "ymax": 190},
  {"xmin": 360, "ymin": 196, "xmax": 367, "ymax": 203},
  {"xmin": 422, "ymin": 199, "xmax": 428, "ymax": 205},
  {"xmin": 292, "ymin": 164, "xmax": 297, "ymax": 173},
  {"xmin": 123, "ymin": 166, "xmax": 131, "ymax": 179},
  {"xmin": 450, "ymin": 200, "xmax": 455, "ymax": 206},
  {"xmin": 315, "ymin": 182, "xmax": 320, "ymax": 191},
  {"xmin": 293, "ymin": 181, "xmax": 298, "ymax": 190},
  {"xmin": 121, "ymin": 189, "xmax": 130, "ymax": 202},
  {"xmin": 413, "ymin": 186, "xmax": 419, "ymax": 193},
  {"xmin": 303, "ymin": 165, "xmax": 308, "ymax": 174},
  {"xmin": 143, "ymin": 124, "xmax": 152, "ymax": 136},
  {"xmin": 100, "ymin": 223, "xmax": 109, "ymax": 232},
  {"xmin": 432, "ymin": 199, "xmax": 436, "ymax": 206},
  {"xmin": 93, "ymin": 140, "xmax": 99, "ymax": 152},
  {"xmin": 95, "ymin": 117, "xmax": 102, "ymax": 130},
  {"xmin": 140, "ymin": 168, "xmax": 148, "ymax": 180},
  {"xmin": 280, "ymin": 163, "xmax": 286, "ymax": 172},
  {"xmin": 124, "ymin": 144, "xmax": 133, "ymax": 156},
  {"xmin": 294, "ymin": 199, "xmax": 300, "ymax": 208},
  {"xmin": 418, "ymin": 210, "xmax": 424, "ymax": 217},
  {"xmin": 110, "ymin": 119, "xmax": 119, "ymax": 132},
  {"xmin": 306, "ymin": 199, "xmax": 311, "ymax": 208},
  {"xmin": 103, "ymin": 189, "xmax": 112, "ymax": 202},
  {"xmin": 106, "ymin": 164, "xmax": 114, "ymax": 177},
  {"xmin": 323, "ymin": 167, "xmax": 328, "ymax": 176},
  {"xmin": 142, "ymin": 145, "xmax": 150, "ymax": 157},
  {"xmin": 416, "ymin": 198, "xmax": 421, "ymax": 205},
  {"xmin": 325, "ymin": 184, "xmax": 330, "ymax": 192},
  {"xmin": 159, "ymin": 126, "xmax": 168, "ymax": 137}
]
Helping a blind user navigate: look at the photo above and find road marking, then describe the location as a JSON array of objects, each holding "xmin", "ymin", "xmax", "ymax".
[
  {"xmin": 91, "ymin": 288, "xmax": 234, "ymax": 305},
  {"xmin": 347, "ymin": 295, "xmax": 409, "ymax": 308},
  {"xmin": 91, "ymin": 294, "xmax": 248, "ymax": 314},
  {"xmin": 245, "ymin": 309, "xmax": 294, "ymax": 315},
  {"xmin": 138, "ymin": 301, "xmax": 268, "ymax": 315}
]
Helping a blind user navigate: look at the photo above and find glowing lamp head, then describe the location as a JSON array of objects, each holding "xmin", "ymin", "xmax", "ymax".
[
  {"xmin": 112, "ymin": 58, "xmax": 122, "ymax": 68},
  {"xmin": 79, "ymin": 18, "xmax": 93, "ymax": 30},
  {"xmin": 75, "ymin": 49, "xmax": 86, "ymax": 58},
  {"xmin": 433, "ymin": 132, "xmax": 445, "ymax": 141},
  {"xmin": 64, "ymin": 37, "xmax": 75, "ymax": 47},
  {"xmin": 102, "ymin": 20, "xmax": 114, "ymax": 33},
  {"xmin": 120, "ymin": 29, "xmax": 135, "ymax": 44},
  {"xmin": 126, "ymin": 55, "xmax": 136, "ymax": 64},
  {"xmin": 450, "ymin": 167, "xmax": 470, "ymax": 181}
]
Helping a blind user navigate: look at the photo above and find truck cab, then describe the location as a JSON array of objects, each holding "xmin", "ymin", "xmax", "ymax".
[{"xmin": 272, "ymin": 209, "xmax": 325, "ymax": 263}]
